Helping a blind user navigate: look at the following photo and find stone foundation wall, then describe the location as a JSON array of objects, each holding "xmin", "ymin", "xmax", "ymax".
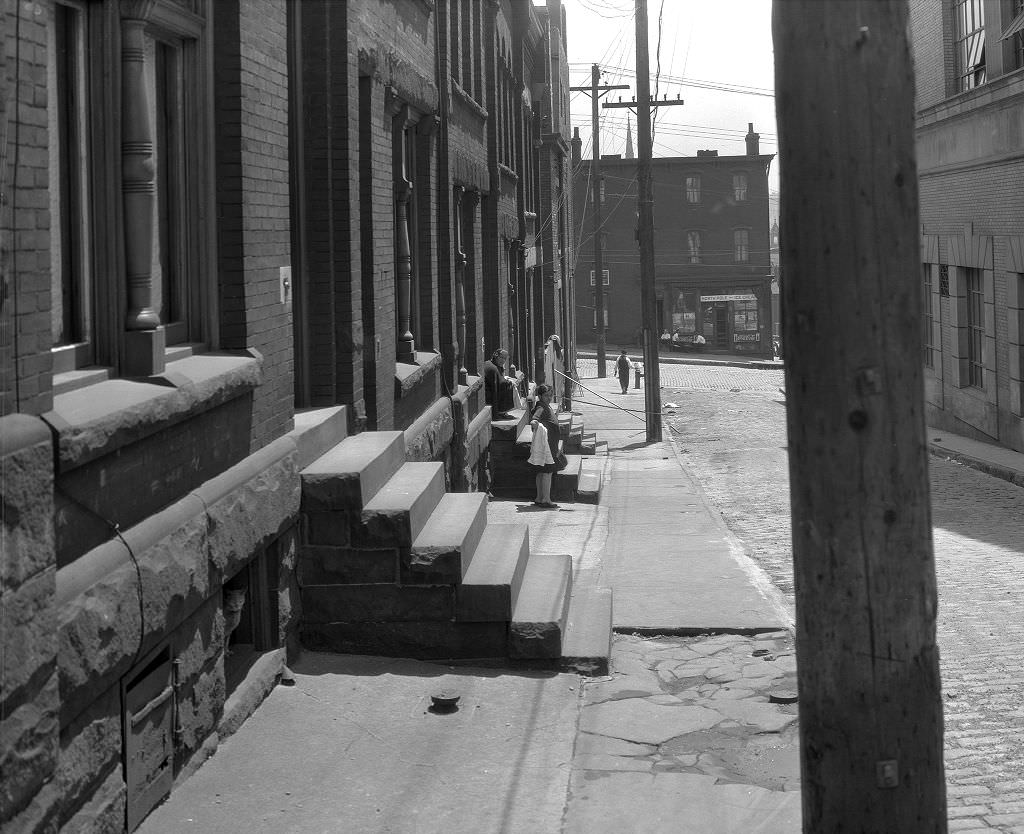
[{"xmin": 1, "ymin": 416, "xmax": 59, "ymax": 831}]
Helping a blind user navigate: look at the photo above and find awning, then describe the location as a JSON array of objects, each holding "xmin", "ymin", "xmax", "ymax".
[{"xmin": 1001, "ymin": 8, "xmax": 1024, "ymax": 40}]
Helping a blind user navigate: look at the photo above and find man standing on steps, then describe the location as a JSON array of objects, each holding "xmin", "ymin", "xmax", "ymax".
[
  {"xmin": 484, "ymin": 348, "xmax": 515, "ymax": 420},
  {"xmin": 616, "ymin": 348, "xmax": 632, "ymax": 394}
]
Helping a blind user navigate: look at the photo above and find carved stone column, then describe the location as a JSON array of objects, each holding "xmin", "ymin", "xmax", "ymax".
[
  {"xmin": 391, "ymin": 100, "xmax": 415, "ymax": 363},
  {"xmin": 120, "ymin": 0, "xmax": 165, "ymax": 376},
  {"xmin": 454, "ymin": 186, "xmax": 467, "ymax": 384}
]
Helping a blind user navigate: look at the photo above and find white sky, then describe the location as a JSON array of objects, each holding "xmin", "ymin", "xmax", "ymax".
[{"xmin": 562, "ymin": 0, "xmax": 779, "ymax": 207}]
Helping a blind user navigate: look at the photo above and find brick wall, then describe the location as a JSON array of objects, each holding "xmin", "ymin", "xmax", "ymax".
[
  {"xmin": 910, "ymin": 0, "xmax": 950, "ymax": 110},
  {"xmin": 298, "ymin": 1, "xmax": 364, "ymax": 421},
  {"xmin": 1, "ymin": 4, "xmax": 52, "ymax": 418},
  {"xmin": 214, "ymin": 0, "xmax": 294, "ymax": 450}
]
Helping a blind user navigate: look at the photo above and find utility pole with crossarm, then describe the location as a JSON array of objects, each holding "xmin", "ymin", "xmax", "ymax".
[
  {"xmin": 602, "ymin": 0, "xmax": 685, "ymax": 443},
  {"xmin": 570, "ymin": 67, "xmax": 628, "ymax": 379}
]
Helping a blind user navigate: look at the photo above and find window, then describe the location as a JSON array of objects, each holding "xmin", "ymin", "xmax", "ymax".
[
  {"xmin": 48, "ymin": 1, "xmax": 92, "ymax": 366},
  {"xmin": 591, "ymin": 294, "xmax": 608, "ymax": 327},
  {"xmin": 923, "ymin": 264, "xmax": 935, "ymax": 369},
  {"xmin": 734, "ymin": 229, "xmax": 750, "ymax": 263},
  {"xmin": 589, "ymin": 269, "xmax": 609, "ymax": 286},
  {"xmin": 966, "ymin": 267, "xmax": 984, "ymax": 386},
  {"xmin": 939, "ymin": 263, "xmax": 950, "ymax": 297},
  {"xmin": 1010, "ymin": 0, "xmax": 1024, "ymax": 70},
  {"xmin": 732, "ymin": 173, "xmax": 748, "ymax": 202},
  {"xmin": 953, "ymin": 0, "xmax": 986, "ymax": 92},
  {"xmin": 687, "ymin": 231, "xmax": 702, "ymax": 264},
  {"xmin": 685, "ymin": 175, "xmax": 700, "ymax": 203}
]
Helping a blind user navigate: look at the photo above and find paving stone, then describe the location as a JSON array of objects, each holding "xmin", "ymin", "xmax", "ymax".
[
  {"xmin": 705, "ymin": 699, "xmax": 797, "ymax": 733},
  {"xmin": 584, "ymin": 675, "xmax": 661, "ymax": 704},
  {"xmin": 580, "ymin": 699, "xmax": 723, "ymax": 745}
]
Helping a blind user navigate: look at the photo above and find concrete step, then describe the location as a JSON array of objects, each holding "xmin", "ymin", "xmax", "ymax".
[
  {"xmin": 357, "ymin": 462, "xmax": 446, "ymax": 548},
  {"xmin": 456, "ymin": 523, "xmax": 530, "ymax": 622},
  {"xmin": 490, "ymin": 407, "xmax": 529, "ymax": 441},
  {"xmin": 561, "ymin": 570, "xmax": 613, "ymax": 676},
  {"xmin": 557, "ymin": 411, "xmax": 573, "ymax": 439},
  {"xmin": 289, "ymin": 406, "xmax": 348, "ymax": 470},
  {"xmin": 509, "ymin": 553, "xmax": 572, "ymax": 660},
  {"xmin": 407, "ymin": 492, "xmax": 488, "ymax": 584},
  {"xmin": 301, "ymin": 431, "xmax": 406, "ymax": 511},
  {"xmin": 575, "ymin": 456, "xmax": 605, "ymax": 504}
]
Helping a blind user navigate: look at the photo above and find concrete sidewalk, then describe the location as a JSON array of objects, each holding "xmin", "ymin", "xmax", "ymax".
[{"xmin": 140, "ymin": 375, "xmax": 800, "ymax": 834}]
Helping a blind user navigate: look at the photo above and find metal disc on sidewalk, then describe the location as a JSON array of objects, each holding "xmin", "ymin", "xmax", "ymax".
[{"xmin": 769, "ymin": 689, "xmax": 798, "ymax": 704}]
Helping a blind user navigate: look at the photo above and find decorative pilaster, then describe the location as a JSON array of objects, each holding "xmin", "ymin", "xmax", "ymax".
[
  {"xmin": 454, "ymin": 186, "xmax": 467, "ymax": 385},
  {"xmin": 120, "ymin": 1, "xmax": 165, "ymax": 376},
  {"xmin": 391, "ymin": 100, "xmax": 416, "ymax": 363}
]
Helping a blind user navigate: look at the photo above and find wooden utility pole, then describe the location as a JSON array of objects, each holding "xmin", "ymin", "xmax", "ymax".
[
  {"xmin": 570, "ymin": 67, "xmax": 628, "ymax": 378},
  {"xmin": 773, "ymin": 2, "xmax": 947, "ymax": 831},
  {"xmin": 603, "ymin": 1, "xmax": 684, "ymax": 443}
]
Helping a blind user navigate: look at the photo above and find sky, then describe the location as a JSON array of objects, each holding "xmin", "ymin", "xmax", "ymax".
[{"xmin": 562, "ymin": 0, "xmax": 779, "ymax": 208}]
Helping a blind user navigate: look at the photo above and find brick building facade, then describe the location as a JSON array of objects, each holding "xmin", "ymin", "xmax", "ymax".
[
  {"xmin": 571, "ymin": 124, "xmax": 774, "ymax": 357},
  {"xmin": 910, "ymin": 0, "xmax": 1024, "ymax": 452},
  {"xmin": 0, "ymin": 0, "xmax": 576, "ymax": 829}
]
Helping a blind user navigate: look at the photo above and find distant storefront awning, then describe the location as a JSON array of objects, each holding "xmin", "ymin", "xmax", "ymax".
[{"xmin": 1001, "ymin": 8, "xmax": 1024, "ymax": 40}]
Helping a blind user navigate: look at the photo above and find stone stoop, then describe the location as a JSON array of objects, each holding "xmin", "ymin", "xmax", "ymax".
[
  {"xmin": 297, "ymin": 430, "xmax": 590, "ymax": 668},
  {"xmin": 489, "ymin": 420, "xmax": 581, "ymax": 501},
  {"xmin": 509, "ymin": 553, "xmax": 573, "ymax": 660},
  {"xmin": 561, "ymin": 570, "xmax": 613, "ymax": 676}
]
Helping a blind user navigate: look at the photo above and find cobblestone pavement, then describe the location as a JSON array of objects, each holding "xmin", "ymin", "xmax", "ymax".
[{"xmin": 655, "ymin": 363, "xmax": 1024, "ymax": 833}]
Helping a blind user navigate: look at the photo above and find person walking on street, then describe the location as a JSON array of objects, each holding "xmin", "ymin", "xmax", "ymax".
[
  {"xmin": 616, "ymin": 349, "xmax": 632, "ymax": 394},
  {"xmin": 528, "ymin": 384, "xmax": 561, "ymax": 508}
]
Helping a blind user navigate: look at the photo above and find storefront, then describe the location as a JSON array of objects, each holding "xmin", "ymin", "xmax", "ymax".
[{"xmin": 664, "ymin": 284, "xmax": 771, "ymax": 355}]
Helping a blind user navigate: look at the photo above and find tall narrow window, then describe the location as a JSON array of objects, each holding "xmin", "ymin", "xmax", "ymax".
[
  {"xmin": 732, "ymin": 173, "xmax": 748, "ymax": 202},
  {"xmin": 685, "ymin": 175, "xmax": 700, "ymax": 203},
  {"xmin": 922, "ymin": 264, "xmax": 934, "ymax": 369},
  {"xmin": 953, "ymin": 0, "xmax": 986, "ymax": 92},
  {"xmin": 149, "ymin": 36, "xmax": 189, "ymax": 342},
  {"xmin": 734, "ymin": 229, "xmax": 750, "ymax": 263},
  {"xmin": 48, "ymin": 2, "xmax": 92, "ymax": 362},
  {"xmin": 1010, "ymin": 0, "xmax": 1024, "ymax": 70},
  {"xmin": 687, "ymin": 231, "xmax": 702, "ymax": 264},
  {"xmin": 966, "ymin": 267, "xmax": 984, "ymax": 387}
]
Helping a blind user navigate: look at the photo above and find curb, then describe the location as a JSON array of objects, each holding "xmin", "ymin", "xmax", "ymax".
[
  {"xmin": 927, "ymin": 444, "xmax": 1024, "ymax": 489},
  {"xmin": 575, "ymin": 350, "xmax": 782, "ymax": 371}
]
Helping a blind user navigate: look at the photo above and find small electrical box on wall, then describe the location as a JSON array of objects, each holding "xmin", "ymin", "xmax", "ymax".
[{"xmin": 279, "ymin": 266, "xmax": 292, "ymax": 309}]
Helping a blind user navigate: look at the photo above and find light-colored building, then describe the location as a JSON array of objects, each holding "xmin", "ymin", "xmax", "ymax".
[{"xmin": 911, "ymin": 0, "xmax": 1024, "ymax": 451}]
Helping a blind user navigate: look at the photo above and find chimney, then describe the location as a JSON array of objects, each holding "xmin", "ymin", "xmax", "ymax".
[
  {"xmin": 745, "ymin": 122, "xmax": 760, "ymax": 156},
  {"xmin": 625, "ymin": 119, "xmax": 635, "ymax": 159},
  {"xmin": 571, "ymin": 126, "xmax": 582, "ymax": 166}
]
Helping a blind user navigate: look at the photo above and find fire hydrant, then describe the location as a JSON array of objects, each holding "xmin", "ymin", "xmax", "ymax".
[{"xmin": 633, "ymin": 362, "xmax": 642, "ymax": 390}]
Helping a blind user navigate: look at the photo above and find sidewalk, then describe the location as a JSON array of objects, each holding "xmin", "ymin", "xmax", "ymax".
[
  {"xmin": 141, "ymin": 373, "xmax": 801, "ymax": 834},
  {"xmin": 575, "ymin": 343, "xmax": 782, "ymax": 370}
]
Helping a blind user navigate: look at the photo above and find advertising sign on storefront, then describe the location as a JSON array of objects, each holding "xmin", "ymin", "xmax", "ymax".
[
  {"xmin": 734, "ymin": 332, "xmax": 760, "ymax": 342},
  {"xmin": 700, "ymin": 294, "xmax": 756, "ymax": 302}
]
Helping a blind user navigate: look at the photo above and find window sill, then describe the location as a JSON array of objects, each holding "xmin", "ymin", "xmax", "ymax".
[
  {"xmin": 43, "ymin": 349, "xmax": 263, "ymax": 472},
  {"xmin": 395, "ymin": 351, "xmax": 442, "ymax": 398}
]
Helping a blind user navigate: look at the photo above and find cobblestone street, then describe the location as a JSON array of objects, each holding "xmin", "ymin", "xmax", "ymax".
[{"xmin": 607, "ymin": 361, "xmax": 1024, "ymax": 832}]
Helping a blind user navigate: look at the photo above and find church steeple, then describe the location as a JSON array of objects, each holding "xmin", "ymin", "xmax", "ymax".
[{"xmin": 625, "ymin": 118, "xmax": 635, "ymax": 159}]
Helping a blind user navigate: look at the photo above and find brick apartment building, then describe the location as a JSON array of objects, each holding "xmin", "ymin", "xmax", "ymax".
[
  {"xmin": 0, "ymin": 0, "xmax": 575, "ymax": 830},
  {"xmin": 910, "ymin": 0, "xmax": 1024, "ymax": 453},
  {"xmin": 571, "ymin": 124, "xmax": 774, "ymax": 357}
]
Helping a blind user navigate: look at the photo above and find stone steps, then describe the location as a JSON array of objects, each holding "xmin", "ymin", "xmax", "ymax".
[
  {"xmin": 510, "ymin": 553, "xmax": 573, "ymax": 660},
  {"xmin": 561, "ymin": 569, "xmax": 613, "ymax": 675},
  {"xmin": 296, "ymin": 424, "xmax": 606, "ymax": 670}
]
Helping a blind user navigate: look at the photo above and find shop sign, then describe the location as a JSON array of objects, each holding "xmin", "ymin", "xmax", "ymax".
[
  {"xmin": 733, "ymin": 331, "xmax": 760, "ymax": 342},
  {"xmin": 701, "ymin": 294, "xmax": 756, "ymax": 302}
]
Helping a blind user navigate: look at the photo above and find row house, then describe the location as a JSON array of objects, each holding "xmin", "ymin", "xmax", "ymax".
[
  {"xmin": 0, "ymin": 0, "xmax": 576, "ymax": 830},
  {"xmin": 571, "ymin": 124, "xmax": 775, "ymax": 357},
  {"xmin": 910, "ymin": 0, "xmax": 1024, "ymax": 452}
]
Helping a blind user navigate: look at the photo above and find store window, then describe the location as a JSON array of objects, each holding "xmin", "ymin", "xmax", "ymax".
[
  {"xmin": 687, "ymin": 231, "xmax": 702, "ymax": 264},
  {"xmin": 733, "ymin": 297, "xmax": 759, "ymax": 349},
  {"xmin": 685, "ymin": 175, "xmax": 700, "ymax": 203},
  {"xmin": 670, "ymin": 289, "xmax": 697, "ymax": 336},
  {"xmin": 923, "ymin": 264, "xmax": 934, "ymax": 369},
  {"xmin": 732, "ymin": 173, "xmax": 748, "ymax": 202},
  {"xmin": 733, "ymin": 229, "xmax": 750, "ymax": 263},
  {"xmin": 953, "ymin": 0, "xmax": 986, "ymax": 92}
]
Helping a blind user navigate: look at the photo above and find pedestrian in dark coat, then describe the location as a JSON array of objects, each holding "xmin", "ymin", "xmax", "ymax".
[
  {"xmin": 616, "ymin": 349, "xmax": 632, "ymax": 394},
  {"xmin": 483, "ymin": 348, "xmax": 515, "ymax": 419}
]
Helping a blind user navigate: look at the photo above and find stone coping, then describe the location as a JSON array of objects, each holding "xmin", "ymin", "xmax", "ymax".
[
  {"xmin": 0, "ymin": 413, "xmax": 52, "ymax": 457},
  {"xmin": 42, "ymin": 350, "xmax": 263, "ymax": 471},
  {"xmin": 395, "ymin": 350, "xmax": 443, "ymax": 397}
]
